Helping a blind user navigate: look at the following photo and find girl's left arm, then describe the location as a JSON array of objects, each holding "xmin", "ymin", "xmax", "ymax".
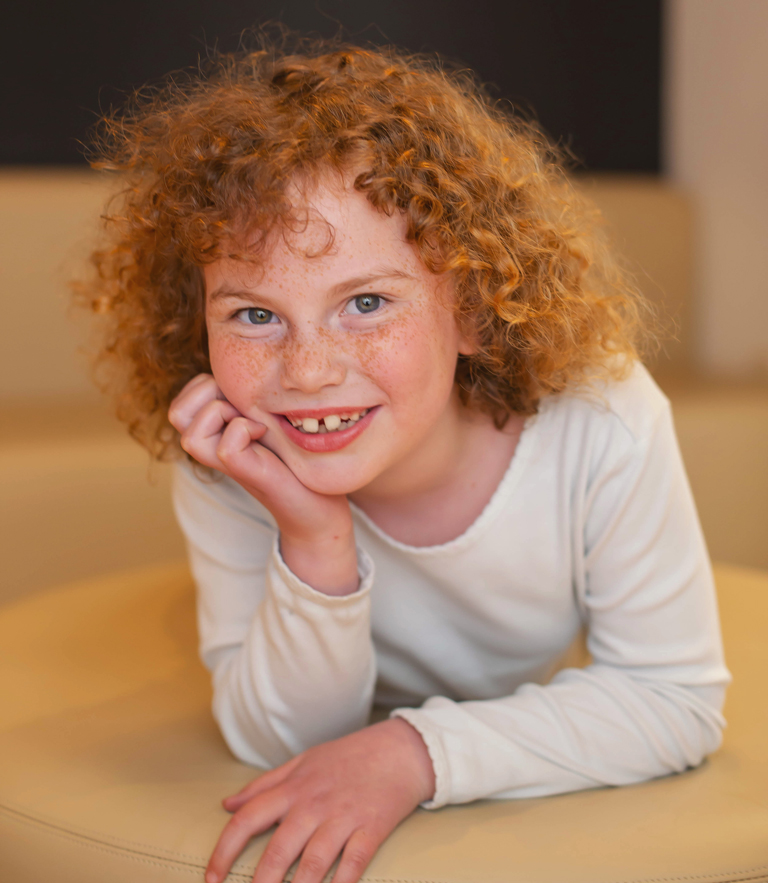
[{"xmin": 391, "ymin": 390, "xmax": 731, "ymax": 808}]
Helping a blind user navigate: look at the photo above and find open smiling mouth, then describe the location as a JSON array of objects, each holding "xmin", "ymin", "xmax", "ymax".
[
  {"xmin": 276, "ymin": 407, "xmax": 378, "ymax": 452},
  {"xmin": 287, "ymin": 409, "xmax": 372, "ymax": 434}
]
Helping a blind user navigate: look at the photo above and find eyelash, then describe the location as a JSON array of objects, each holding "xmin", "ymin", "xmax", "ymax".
[
  {"xmin": 235, "ymin": 307, "xmax": 277, "ymax": 326},
  {"xmin": 344, "ymin": 294, "xmax": 385, "ymax": 315},
  {"xmin": 233, "ymin": 295, "xmax": 387, "ymax": 326}
]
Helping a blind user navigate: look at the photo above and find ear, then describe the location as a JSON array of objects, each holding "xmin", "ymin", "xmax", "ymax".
[{"xmin": 456, "ymin": 316, "xmax": 479, "ymax": 356}]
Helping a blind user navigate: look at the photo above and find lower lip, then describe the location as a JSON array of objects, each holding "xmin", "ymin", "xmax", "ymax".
[{"xmin": 276, "ymin": 408, "xmax": 378, "ymax": 452}]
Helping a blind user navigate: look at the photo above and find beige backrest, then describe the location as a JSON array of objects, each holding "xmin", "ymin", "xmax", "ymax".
[
  {"xmin": 580, "ymin": 174, "xmax": 693, "ymax": 374},
  {"xmin": 0, "ymin": 169, "xmax": 114, "ymax": 401}
]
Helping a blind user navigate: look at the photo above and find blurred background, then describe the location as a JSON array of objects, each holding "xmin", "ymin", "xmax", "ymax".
[{"xmin": 1, "ymin": 0, "xmax": 766, "ymax": 603}]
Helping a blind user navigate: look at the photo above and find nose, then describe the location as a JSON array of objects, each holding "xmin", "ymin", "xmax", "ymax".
[{"xmin": 279, "ymin": 326, "xmax": 347, "ymax": 394}]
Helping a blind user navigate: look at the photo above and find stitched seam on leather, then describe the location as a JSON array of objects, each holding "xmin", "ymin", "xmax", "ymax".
[
  {"xmin": 0, "ymin": 799, "xmax": 213, "ymax": 864},
  {"xmin": 3, "ymin": 804, "xmax": 767, "ymax": 883},
  {"xmin": 598, "ymin": 871, "xmax": 768, "ymax": 883},
  {"xmin": 342, "ymin": 870, "xmax": 768, "ymax": 883},
  {"xmin": 0, "ymin": 804, "xmax": 214, "ymax": 877}
]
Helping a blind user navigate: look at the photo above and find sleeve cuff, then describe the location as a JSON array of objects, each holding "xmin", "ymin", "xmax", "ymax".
[{"xmin": 389, "ymin": 707, "xmax": 452, "ymax": 809}]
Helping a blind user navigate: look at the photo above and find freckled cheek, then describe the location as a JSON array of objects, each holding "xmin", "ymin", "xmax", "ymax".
[
  {"xmin": 208, "ymin": 335, "xmax": 277, "ymax": 409},
  {"xmin": 354, "ymin": 315, "xmax": 455, "ymax": 403}
]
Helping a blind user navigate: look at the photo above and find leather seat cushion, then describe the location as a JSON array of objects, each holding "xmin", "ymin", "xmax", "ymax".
[{"xmin": 1, "ymin": 562, "xmax": 767, "ymax": 882}]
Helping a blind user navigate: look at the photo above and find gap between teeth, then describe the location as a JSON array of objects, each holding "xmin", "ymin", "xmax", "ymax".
[{"xmin": 290, "ymin": 410, "xmax": 370, "ymax": 433}]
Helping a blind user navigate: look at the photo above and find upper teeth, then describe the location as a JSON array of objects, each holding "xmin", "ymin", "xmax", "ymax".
[{"xmin": 289, "ymin": 410, "xmax": 370, "ymax": 433}]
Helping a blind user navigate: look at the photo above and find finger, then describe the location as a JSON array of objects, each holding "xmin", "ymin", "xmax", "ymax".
[
  {"xmin": 217, "ymin": 416, "xmax": 268, "ymax": 458},
  {"xmin": 205, "ymin": 791, "xmax": 290, "ymax": 883},
  {"xmin": 185, "ymin": 398, "xmax": 242, "ymax": 444},
  {"xmin": 223, "ymin": 756, "xmax": 303, "ymax": 812},
  {"xmin": 331, "ymin": 829, "xmax": 380, "ymax": 883},
  {"xmin": 168, "ymin": 374, "xmax": 222, "ymax": 431},
  {"xmin": 168, "ymin": 373, "xmax": 217, "ymax": 424},
  {"xmin": 180, "ymin": 400, "xmax": 245, "ymax": 467},
  {"xmin": 291, "ymin": 822, "xmax": 351, "ymax": 883},
  {"xmin": 216, "ymin": 422, "xmax": 311, "ymax": 522},
  {"xmin": 252, "ymin": 815, "xmax": 319, "ymax": 883},
  {"xmin": 215, "ymin": 417, "xmax": 273, "ymax": 480},
  {"xmin": 216, "ymin": 419, "xmax": 317, "ymax": 513}
]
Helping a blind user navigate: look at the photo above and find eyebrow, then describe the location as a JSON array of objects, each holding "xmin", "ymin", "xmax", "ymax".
[
  {"xmin": 207, "ymin": 266, "xmax": 417, "ymax": 303},
  {"xmin": 329, "ymin": 268, "xmax": 416, "ymax": 298}
]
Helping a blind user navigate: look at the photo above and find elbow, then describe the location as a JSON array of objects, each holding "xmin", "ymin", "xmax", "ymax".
[
  {"xmin": 663, "ymin": 681, "xmax": 728, "ymax": 772},
  {"xmin": 686, "ymin": 712, "xmax": 724, "ymax": 770},
  {"xmin": 690, "ymin": 681, "xmax": 728, "ymax": 760},
  {"xmin": 211, "ymin": 687, "xmax": 294, "ymax": 771}
]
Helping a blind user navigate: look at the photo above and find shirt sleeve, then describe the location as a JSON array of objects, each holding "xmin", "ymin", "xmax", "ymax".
[
  {"xmin": 172, "ymin": 462, "xmax": 377, "ymax": 769},
  {"xmin": 391, "ymin": 392, "xmax": 732, "ymax": 808}
]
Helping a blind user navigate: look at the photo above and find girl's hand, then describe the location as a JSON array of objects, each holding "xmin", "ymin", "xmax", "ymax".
[
  {"xmin": 206, "ymin": 719, "xmax": 436, "ymax": 883},
  {"xmin": 168, "ymin": 374, "xmax": 359, "ymax": 595}
]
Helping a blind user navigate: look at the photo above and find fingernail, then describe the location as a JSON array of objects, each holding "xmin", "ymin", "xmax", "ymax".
[{"xmin": 206, "ymin": 872, "xmax": 218, "ymax": 883}]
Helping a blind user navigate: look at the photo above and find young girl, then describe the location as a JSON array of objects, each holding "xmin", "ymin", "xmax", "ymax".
[{"xmin": 82, "ymin": 38, "xmax": 730, "ymax": 883}]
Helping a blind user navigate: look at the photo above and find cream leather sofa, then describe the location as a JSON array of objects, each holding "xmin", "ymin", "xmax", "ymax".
[{"xmin": 1, "ymin": 561, "xmax": 767, "ymax": 882}]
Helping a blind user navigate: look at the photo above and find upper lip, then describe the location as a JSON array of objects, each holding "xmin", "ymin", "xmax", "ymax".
[{"xmin": 277, "ymin": 406, "xmax": 374, "ymax": 420}]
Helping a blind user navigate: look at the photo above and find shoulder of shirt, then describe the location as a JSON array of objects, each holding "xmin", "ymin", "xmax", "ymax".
[
  {"xmin": 540, "ymin": 358, "xmax": 671, "ymax": 446},
  {"xmin": 172, "ymin": 458, "xmax": 277, "ymax": 530}
]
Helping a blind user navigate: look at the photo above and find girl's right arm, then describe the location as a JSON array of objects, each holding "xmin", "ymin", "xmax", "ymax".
[
  {"xmin": 168, "ymin": 374, "xmax": 377, "ymax": 766},
  {"xmin": 169, "ymin": 374, "xmax": 359, "ymax": 596}
]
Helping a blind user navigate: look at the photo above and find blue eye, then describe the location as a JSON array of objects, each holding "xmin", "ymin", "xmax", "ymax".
[
  {"xmin": 239, "ymin": 308, "xmax": 274, "ymax": 325},
  {"xmin": 349, "ymin": 294, "xmax": 382, "ymax": 314}
]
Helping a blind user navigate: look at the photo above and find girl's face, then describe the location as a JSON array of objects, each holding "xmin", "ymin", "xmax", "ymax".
[{"xmin": 205, "ymin": 176, "xmax": 475, "ymax": 497}]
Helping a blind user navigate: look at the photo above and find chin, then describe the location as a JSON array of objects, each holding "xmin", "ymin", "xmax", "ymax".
[{"xmin": 290, "ymin": 464, "xmax": 373, "ymax": 498}]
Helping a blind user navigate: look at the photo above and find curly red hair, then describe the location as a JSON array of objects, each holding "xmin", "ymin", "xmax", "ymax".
[{"xmin": 76, "ymin": 35, "xmax": 650, "ymax": 459}]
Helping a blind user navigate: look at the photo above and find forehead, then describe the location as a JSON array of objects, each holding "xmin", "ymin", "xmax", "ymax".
[{"xmin": 206, "ymin": 177, "xmax": 427, "ymax": 292}]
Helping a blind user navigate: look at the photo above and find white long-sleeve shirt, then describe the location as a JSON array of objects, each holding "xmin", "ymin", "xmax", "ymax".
[{"xmin": 172, "ymin": 363, "xmax": 731, "ymax": 808}]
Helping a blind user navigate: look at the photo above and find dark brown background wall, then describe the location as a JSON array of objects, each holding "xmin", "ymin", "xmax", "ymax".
[{"xmin": 1, "ymin": 0, "xmax": 661, "ymax": 171}]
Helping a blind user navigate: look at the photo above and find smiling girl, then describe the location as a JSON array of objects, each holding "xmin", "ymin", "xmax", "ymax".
[{"xmin": 81, "ymin": 38, "xmax": 730, "ymax": 883}]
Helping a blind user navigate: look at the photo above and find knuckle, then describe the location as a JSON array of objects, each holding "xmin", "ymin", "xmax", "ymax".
[
  {"xmin": 227, "ymin": 811, "xmax": 252, "ymax": 835},
  {"xmin": 218, "ymin": 419, "xmax": 249, "ymax": 460},
  {"xmin": 299, "ymin": 851, "xmax": 328, "ymax": 876},
  {"xmin": 229, "ymin": 805, "xmax": 265, "ymax": 835},
  {"xmin": 343, "ymin": 846, "xmax": 372, "ymax": 871},
  {"xmin": 215, "ymin": 439, "xmax": 231, "ymax": 462},
  {"xmin": 168, "ymin": 406, "xmax": 186, "ymax": 431},
  {"xmin": 261, "ymin": 843, "xmax": 291, "ymax": 870}
]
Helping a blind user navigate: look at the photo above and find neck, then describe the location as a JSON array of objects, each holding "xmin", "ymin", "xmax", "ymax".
[
  {"xmin": 349, "ymin": 394, "xmax": 526, "ymax": 548},
  {"xmin": 349, "ymin": 389, "xmax": 498, "ymax": 509}
]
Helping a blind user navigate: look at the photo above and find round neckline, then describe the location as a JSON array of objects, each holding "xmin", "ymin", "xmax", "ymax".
[{"xmin": 349, "ymin": 407, "xmax": 544, "ymax": 556}]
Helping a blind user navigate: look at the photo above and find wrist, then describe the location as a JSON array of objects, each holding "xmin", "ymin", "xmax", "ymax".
[
  {"xmin": 378, "ymin": 717, "xmax": 436, "ymax": 805},
  {"xmin": 279, "ymin": 530, "xmax": 360, "ymax": 596}
]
